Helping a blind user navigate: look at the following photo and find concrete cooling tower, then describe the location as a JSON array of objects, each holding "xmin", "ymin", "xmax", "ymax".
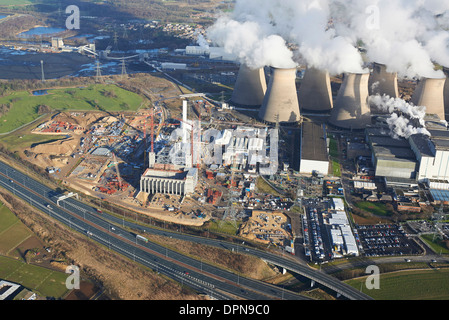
[
  {"xmin": 258, "ymin": 67, "xmax": 301, "ymax": 124},
  {"xmin": 411, "ymin": 77, "xmax": 446, "ymax": 120},
  {"xmin": 369, "ymin": 63, "xmax": 399, "ymax": 98},
  {"xmin": 298, "ymin": 67, "xmax": 333, "ymax": 112},
  {"xmin": 230, "ymin": 64, "xmax": 267, "ymax": 107},
  {"xmin": 443, "ymin": 67, "xmax": 449, "ymax": 121},
  {"xmin": 328, "ymin": 72, "xmax": 372, "ymax": 130}
]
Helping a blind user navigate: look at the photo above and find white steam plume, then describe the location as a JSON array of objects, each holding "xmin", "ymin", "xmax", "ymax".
[
  {"xmin": 369, "ymin": 94, "xmax": 431, "ymax": 139},
  {"xmin": 206, "ymin": 0, "xmax": 365, "ymax": 73},
  {"xmin": 331, "ymin": 0, "xmax": 449, "ymax": 78},
  {"xmin": 207, "ymin": 0, "xmax": 449, "ymax": 77},
  {"xmin": 206, "ymin": 13, "xmax": 296, "ymax": 69}
]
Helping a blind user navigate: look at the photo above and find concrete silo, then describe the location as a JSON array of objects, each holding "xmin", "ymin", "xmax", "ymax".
[
  {"xmin": 328, "ymin": 72, "xmax": 372, "ymax": 130},
  {"xmin": 411, "ymin": 77, "xmax": 446, "ymax": 120},
  {"xmin": 258, "ymin": 67, "xmax": 301, "ymax": 124},
  {"xmin": 298, "ymin": 67, "xmax": 333, "ymax": 112},
  {"xmin": 230, "ymin": 64, "xmax": 267, "ymax": 107},
  {"xmin": 368, "ymin": 63, "xmax": 399, "ymax": 98}
]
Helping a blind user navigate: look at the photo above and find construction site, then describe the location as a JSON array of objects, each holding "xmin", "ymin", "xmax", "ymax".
[{"xmin": 22, "ymin": 86, "xmax": 294, "ymax": 235}]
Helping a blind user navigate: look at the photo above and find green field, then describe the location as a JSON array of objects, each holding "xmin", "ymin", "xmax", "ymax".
[
  {"xmin": 0, "ymin": 256, "xmax": 69, "ymax": 298},
  {"xmin": 354, "ymin": 201, "xmax": 394, "ymax": 217},
  {"xmin": 420, "ymin": 234, "xmax": 449, "ymax": 254},
  {"xmin": 0, "ymin": 0, "xmax": 33, "ymax": 5},
  {"xmin": 0, "ymin": 201, "xmax": 69, "ymax": 298},
  {"xmin": 346, "ymin": 269, "xmax": 449, "ymax": 300},
  {"xmin": 0, "ymin": 84, "xmax": 144, "ymax": 133},
  {"xmin": 0, "ymin": 202, "xmax": 33, "ymax": 254},
  {"xmin": 0, "ymin": 133, "xmax": 65, "ymax": 152}
]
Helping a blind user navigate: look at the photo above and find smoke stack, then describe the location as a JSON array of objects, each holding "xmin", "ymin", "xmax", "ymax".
[
  {"xmin": 369, "ymin": 63, "xmax": 399, "ymax": 98},
  {"xmin": 410, "ymin": 77, "xmax": 446, "ymax": 120},
  {"xmin": 258, "ymin": 67, "xmax": 301, "ymax": 123},
  {"xmin": 230, "ymin": 64, "xmax": 267, "ymax": 107},
  {"xmin": 298, "ymin": 67, "xmax": 333, "ymax": 112},
  {"xmin": 329, "ymin": 72, "xmax": 371, "ymax": 129}
]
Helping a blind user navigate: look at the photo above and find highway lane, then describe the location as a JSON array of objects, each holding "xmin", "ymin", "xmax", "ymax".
[
  {"xmin": 0, "ymin": 161, "xmax": 309, "ymax": 300},
  {"xmin": 51, "ymin": 190, "xmax": 372, "ymax": 300}
]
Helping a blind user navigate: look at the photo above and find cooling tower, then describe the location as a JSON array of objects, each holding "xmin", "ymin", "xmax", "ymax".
[
  {"xmin": 298, "ymin": 67, "xmax": 333, "ymax": 112},
  {"xmin": 328, "ymin": 72, "xmax": 372, "ymax": 130},
  {"xmin": 411, "ymin": 77, "xmax": 446, "ymax": 120},
  {"xmin": 444, "ymin": 67, "xmax": 449, "ymax": 121},
  {"xmin": 368, "ymin": 63, "xmax": 399, "ymax": 98},
  {"xmin": 230, "ymin": 64, "xmax": 267, "ymax": 107},
  {"xmin": 258, "ymin": 67, "xmax": 301, "ymax": 124}
]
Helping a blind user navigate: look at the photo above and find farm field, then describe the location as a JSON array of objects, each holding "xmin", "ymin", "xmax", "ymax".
[
  {"xmin": 0, "ymin": 255, "xmax": 69, "ymax": 298},
  {"xmin": 0, "ymin": 200, "xmax": 70, "ymax": 299},
  {"xmin": 345, "ymin": 268, "xmax": 449, "ymax": 300},
  {"xmin": 0, "ymin": 84, "xmax": 144, "ymax": 134}
]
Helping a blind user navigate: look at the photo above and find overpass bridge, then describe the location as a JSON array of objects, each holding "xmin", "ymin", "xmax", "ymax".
[{"xmin": 261, "ymin": 256, "xmax": 373, "ymax": 300}]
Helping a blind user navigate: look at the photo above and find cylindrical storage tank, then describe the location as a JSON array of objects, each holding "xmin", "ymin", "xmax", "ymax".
[
  {"xmin": 411, "ymin": 77, "xmax": 446, "ymax": 120},
  {"xmin": 329, "ymin": 72, "xmax": 371, "ymax": 130},
  {"xmin": 299, "ymin": 67, "xmax": 333, "ymax": 112},
  {"xmin": 230, "ymin": 64, "xmax": 267, "ymax": 107},
  {"xmin": 258, "ymin": 67, "xmax": 301, "ymax": 124},
  {"xmin": 369, "ymin": 63, "xmax": 399, "ymax": 98}
]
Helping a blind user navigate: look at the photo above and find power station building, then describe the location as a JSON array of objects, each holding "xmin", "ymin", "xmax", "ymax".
[
  {"xmin": 299, "ymin": 121, "xmax": 329, "ymax": 175},
  {"xmin": 410, "ymin": 129, "xmax": 449, "ymax": 182},
  {"xmin": 366, "ymin": 127, "xmax": 418, "ymax": 180},
  {"xmin": 139, "ymin": 167, "xmax": 198, "ymax": 196},
  {"xmin": 365, "ymin": 122, "xmax": 449, "ymax": 184}
]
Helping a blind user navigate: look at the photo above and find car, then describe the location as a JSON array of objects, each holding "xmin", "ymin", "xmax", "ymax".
[{"xmin": 46, "ymin": 204, "xmax": 52, "ymax": 209}]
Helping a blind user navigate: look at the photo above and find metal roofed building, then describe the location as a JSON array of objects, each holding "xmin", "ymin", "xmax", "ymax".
[
  {"xmin": 0, "ymin": 280, "xmax": 21, "ymax": 300},
  {"xmin": 366, "ymin": 127, "xmax": 418, "ymax": 179},
  {"xmin": 410, "ymin": 130, "xmax": 449, "ymax": 182},
  {"xmin": 299, "ymin": 121, "xmax": 329, "ymax": 175}
]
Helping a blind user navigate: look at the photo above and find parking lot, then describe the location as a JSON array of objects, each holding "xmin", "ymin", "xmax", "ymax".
[
  {"xmin": 357, "ymin": 224, "xmax": 423, "ymax": 257},
  {"xmin": 301, "ymin": 198, "xmax": 333, "ymax": 262}
]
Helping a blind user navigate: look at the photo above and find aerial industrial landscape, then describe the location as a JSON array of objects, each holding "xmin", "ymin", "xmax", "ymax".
[{"xmin": 0, "ymin": 0, "xmax": 448, "ymax": 307}]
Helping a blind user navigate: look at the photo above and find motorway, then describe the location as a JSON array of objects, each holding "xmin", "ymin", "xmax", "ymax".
[{"xmin": 0, "ymin": 160, "xmax": 372, "ymax": 300}]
